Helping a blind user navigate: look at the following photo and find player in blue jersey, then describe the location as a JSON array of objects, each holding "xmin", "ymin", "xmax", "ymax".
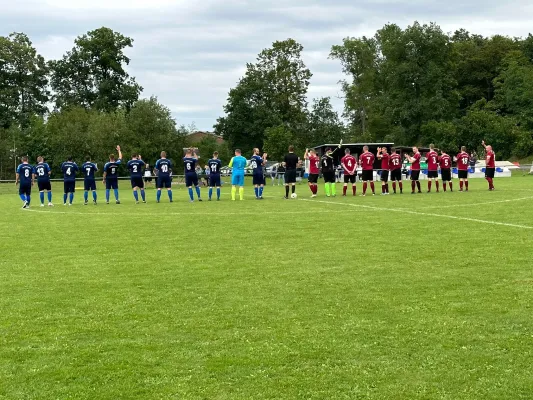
[
  {"xmin": 82, "ymin": 156, "xmax": 99, "ymax": 205},
  {"xmin": 15, "ymin": 156, "xmax": 34, "ymax": 208},
  {"xmin": 250, "ymin": 148, "xmax": 268, "ymax": 200},
  {"xmin": 154, "ymin": 151, "xmax": 173, "ymax": 203},
  {"xmin": 61, "ymin": 156, "xmax": 79, "ymax": 206},
  {"xmin": 229, "ymin": 149, "xmax": 248, "ymax": 201},
  {"xmin": 34, "ymin": 156, "xmax": 53, "ymax": 207},
  {"xmin": 207, "ymin": 151, "xmax": 223, "ymax": 201},
  {"xmin": 103, "ymin": 145, "xmax": 122, "ymax": 204},
  {"xmin": 183, "ymin": 148, "xmax": 202, "ymax": 202},
  {"xmin": 127, "ymin": 154, "xmax": 146, "ymax": 204}
]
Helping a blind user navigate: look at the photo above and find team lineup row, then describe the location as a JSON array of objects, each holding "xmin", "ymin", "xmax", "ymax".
[{"xmin": 14, "ymin": 141, "xmax": 497, "ymax": 208}]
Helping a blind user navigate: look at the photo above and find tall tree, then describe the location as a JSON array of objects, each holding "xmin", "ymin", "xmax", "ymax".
[
  {"xmin": 304, "ymin": 97, "xmax": 345, "ymax": 145},
  {"xmin": 50, "ymin": 27, "xmax": 142, "ymax": 112}
]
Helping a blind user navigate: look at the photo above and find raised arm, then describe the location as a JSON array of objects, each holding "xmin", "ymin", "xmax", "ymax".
[{"xmin": 116, "ymin": 145, "xmax": 122, "ymax": 161}]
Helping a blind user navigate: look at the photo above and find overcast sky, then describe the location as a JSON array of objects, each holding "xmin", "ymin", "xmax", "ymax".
[{"xmin": 2, "ymin": 0, "xmax": 532, "ymax": 130}]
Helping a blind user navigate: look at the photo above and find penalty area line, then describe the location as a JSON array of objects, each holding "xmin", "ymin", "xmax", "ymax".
[{"xmin": 301, "ymin": 199, "xmax": 533, "ymax": 230}]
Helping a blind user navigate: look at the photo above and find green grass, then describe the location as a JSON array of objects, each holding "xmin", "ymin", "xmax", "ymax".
[{"xmin": 1, "ymin": 177, "xmax": 533, "ymax": 399}]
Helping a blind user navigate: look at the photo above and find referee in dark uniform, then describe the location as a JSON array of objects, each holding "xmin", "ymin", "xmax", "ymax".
[{"xmin": 283, "ymin": 145, "xmax": 299, "ymax": 199}]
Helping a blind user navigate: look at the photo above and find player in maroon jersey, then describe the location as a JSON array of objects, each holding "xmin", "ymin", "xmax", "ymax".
[
  {"xmin": 482, "ymin": 140, "xmax": 496, "ymax": 190},
  {"xmin": 405, "ymin": 146, "xmax": 421, "ymax": 194},
  {"xmin": 455, "ymin": 146, "xmax": 470, "ymax": 192},
  {"xmin": 425, "ymin": 144, "xmax": 440, "ymax": 193},
  {"xmin": 389, "ymin": 148, "xmax": 403, "ymax": 194},
  {"xmin": 341, "ymin": 148, "xmax": 357, "ymax": 196},
  {"xmin": 439, "ymin": 150, "xmax": 453, "ymax": 192},
  {"xmin": 304, "ymin": 148, "xmax": 320, "ymax": 197},
  {"xmin": 377, "ymin": 147, "xmax": 390, "ymax": 195},
  {"xmin": 359, "ymin": 146, "xmax": 375, "ymax": 196}
]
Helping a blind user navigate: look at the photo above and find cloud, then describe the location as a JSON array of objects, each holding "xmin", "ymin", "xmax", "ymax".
[{"xmin": 2, "ymin": 0, "xmax": 533, "ymax": 130}]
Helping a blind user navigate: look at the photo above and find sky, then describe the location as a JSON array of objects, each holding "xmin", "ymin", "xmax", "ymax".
[{"xmin": 2, "ymin": 0, "xmax": 533, "ymax": 131}]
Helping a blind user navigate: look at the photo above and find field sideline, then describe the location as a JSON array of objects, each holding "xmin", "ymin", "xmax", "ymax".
[{"xmin": 1, "ymin": 177, "xmax": 533, "ymax": 399}]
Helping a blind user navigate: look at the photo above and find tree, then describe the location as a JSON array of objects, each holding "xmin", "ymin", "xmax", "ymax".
[
  {"xmin": 215, "ymin": 39, "xmax": 312, "ymax": 150},
  {"xmin": 263, "ymin": 125, "xmax": 296, "ymax": 161},
  {"xmin": 0, "ymin": 33, "xmax": 49, "ymax": 129},
  {"xmin": 304, "ymin": 97, "xmax": 345, "ymax": 146},
  {"xmin": 50, "ymin": 27, "xmax": 142, "ymax": 112}
]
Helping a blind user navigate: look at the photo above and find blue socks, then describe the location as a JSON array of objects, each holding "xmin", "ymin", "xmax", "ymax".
[
  {"xmin": 254, "ymin": 187, "xmax": 259, "ymax": 197},
  {"xmin": 168, "ymin": 190, "xmax": 173, "ymax": 202},
  {"xmin": 188, "ymin": 188, "xmax": 194, "ymax": 201},
  {"xmin": 63, "ymin": 193, "xmax": 67, "ymax": 204},
  {"xmin": 209, "ymin": 188, "xmax": 213, "ymax": 199},
  {"xmin": 84, "ymin": 191, "xmax": 89, "ymax": 202},
  {"xmin": 20, "ymin": 194, "xmax": 26, "ymax": 202},
  {"xmin": 217, "ymin": 187, "xmax": 221, "ymax": 199},
  {"xmin": 92, "ymin": 191, "xmax": 97, "ymax": 202},
  {"xmin": 48, "ymin": 191, "xmax": 52, "ymax": 202},
  {"xmin": 195, "ymin": 186, "xmax": 201, "ymax": 199},
  {"xmin": 259, "ymin": 186, "xmax": 264, "ymax": 197},
  {"xmin": 106, "ymin": 190, "xmax": 110, "ymax": 202},
  {"xmin": 26, "ymin": 195, "xmax": 31, "ymax": 205},
  {"xmin": 157, "ymin": 190, "xmax": 161, "ymax": 202},
  {"xmin": 133, "ymin": 191, "xmax": 139, "ymax": 202},
  {"xmin": 40, "ymin": 192, "xmax": 45, "ymax": 204},
  {"xmin": 69, "ymin": 193, "xmax": 74, "ymax": 204},
  {"xmin": 140, "ymin": 189, "xmax": 145, "ymax": 202},
  {"xmin": 114, "ymin": 189, "xmax": 119, "ymax": 201}
]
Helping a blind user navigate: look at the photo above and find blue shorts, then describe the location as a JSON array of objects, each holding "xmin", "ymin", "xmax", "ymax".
[
  {"xmin": 157, "ymin": 176, "xmax": 172, "ymax": 189},
  {"xmin": 231, "ymin": 173, "xmax": 245, "ymax": 186},
  {"xmin": 84, "ymin": 179, "xmax": 96, "ymax": 191},
  {"xmin": 106, "ymin": 179, "xmax": 118, "ymax": 190},
  {"xmin": 209, "ymin": 175, "xmax": 221, "ymax": 187},
  {"xmin": 253, "ymin": 174, "xmax": 265, "ymax": 185},
  {"xmin": 185, "ymin": 173, "xmax": 199, "ymax": 187}
]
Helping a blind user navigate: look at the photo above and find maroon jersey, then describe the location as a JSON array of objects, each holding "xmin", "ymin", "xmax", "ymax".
[
  {"xmin": 456, "ymin": 152, "xmax": 469, "ymax": 171},
  {"xmin": 341, "ymin": 155, "xmax": 357, "ymax": 174},
  {"xmin": 426, "ymin": 150, "xmax": 439, "ymax": 171},
  {"xmin": 389, "ymin": 154, "xmax": 402, "ymax": 170},
  {"xmin": 359, "ymin": 152, "xmax": 375, "ymax": 171},
  {"xmin": 439, "ymin": 154, "xmax": 452, "ymax": 169},
  {"xmin": 380, "ymin": 153, "xmax": 390, "ymax": 171},
  {"xmin": 486, "ymin": 150, "xmax": 495, "ymax": 168},
  {"xmin": 308, "ymin": 155, "xmax": 320, "ymax": 174},
  {"xmin": 410, "ymin": 152, "xmax": 421, "ymax": 171}
]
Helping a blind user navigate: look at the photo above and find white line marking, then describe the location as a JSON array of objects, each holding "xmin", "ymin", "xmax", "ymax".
[
  {"xmin": 301, "ymin": 199, "xmax": 533, "ymax": 230},
  {"xmin": 406, "ymin": 196, "xmax": 533, "ymax": 210}
]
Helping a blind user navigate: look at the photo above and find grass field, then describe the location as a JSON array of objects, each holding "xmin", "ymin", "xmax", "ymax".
[{"xmin": 1, "ymin": 177, "xmax": 533, "ymax": 399}]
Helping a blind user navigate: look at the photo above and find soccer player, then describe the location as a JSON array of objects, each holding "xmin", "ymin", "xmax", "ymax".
[
  {"xmin": 127, "ymin": 154, "xmax": 146, "ymax": 204},
  {"xmin": 341, "ymin": 148, "xmax": 357, "ymax": 196},
  {"xmin": 229, "ymin": 149, "xmax": 248, "ymax": 200},
  {"xmin": 15, "ymin": 156, "xmax": 34, "ymax": 208},
  {"xmin": 321, "ymin": 142, "xmax": 342, "ymax": 197},
  {"xmin": 426, "ymin": 144, "xmax": 440, "ymax": 193},
  {"xmin": 405, "ymin": 146, "xmax": 422, "ymax": 194},
  {"xmin": 482, "ymin": 140, "xmax": 496, "ymax": 191},
  {"xmin": 82, "ymin": 156, "xmax": 98, "ymax": 205},
  {"xmin": 103, "ymin": 145, "xmax": 123, "ymax": 204},
  {"xmin": 377, "ymin": 147, "xmax": 390, "ymax": 195},
  {"xmin": 439, "ymin": 150, "xmax": 453, "ymax": 192},
  {"xmin": 304, "ymin": 148, "xmax": 320, "ymax": 197},
  {"xmin": 34, "ymin": 156, "xmax": 53, "ymax": 207},
  {"xmin": 389, "ymin": 148, "xmax": 403, "ymax": 194},
  {"xmin": 359, "ymin": 145, "xmax": 375, "ymax": 196},
  {"xmin": 183, "ymin": 148, "xmax": 202, "ymax": 202},
  {"xmin": 207, "ymin": 151, "xmax": 222, "ymax": 201},
  {"xmin": 154, "ymin": 151, "xmax": 173, "ymax": 202},
  {"xmin": 283, "ymin": 146, "xmax": 299, "ymax": 199},
  {"xmin": 61, "ymin": 156, "xmax": 79, "ymax": 205},
  {"xmin": 456, "ymin": 146, "xmax": 470, "ymax": 192},
  {"xmin": 250, "ymin": 148, "xmax": 268, "ymax": 199}
]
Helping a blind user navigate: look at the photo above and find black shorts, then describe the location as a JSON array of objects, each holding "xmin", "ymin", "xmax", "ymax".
[
  {"xmin": 144, "ymin": 176, "xmax": 152, "ymax": 182},
  {"xmin": 322, "ymin": 171, "xmax": 335, "ymax": 183},
  {"xmin": 362, "ymin": 170, "xmax": 373, "ymax": 181},
  {"xmin": 84, "ymin": 179, "xmax": 96, "ymax": 191},
  {"xmin": 185, "ymin": 173, "xmax": 199, "ymax": 187},
  {"xmin": 441, "ymin": 169, "xmax": 452, "ymax": 182},
  {"xmin": 458, "ymin": 170, "xmax": 468, "ymax": 180},
  {"xmin": 106, "ymin": 179, "xmax": 118, "ymax": 190},
  {"xmin": 427, "ymin": 170, "xmax": 438, "ymax": 179},
  {"xmin": 380, "ymin": 170, "xmax": 389, "ymax": 182},
  {"xmin": 390, "ymin": 169, "xmax": 402, "ymax": 181},
  {"xmin": 308, "ymin": 173, "xmax": 319, "ymax": 184},
  {"xmin": 38, "ymin": 180, "xmax": 51, "ymax": 191},
  {"xmin": 19, "ymin": 183, "xmax": 32, "ymax": 196},
  {"xmin": 253, "ymin": 174, "xmax": 265, "ymax": 185},
  {"xmin": 284, "ymin": 169, "xmax": 297, "ymax": 184},
  {"xmin": 485, "ymin": 168, "xmax": 495, "ymax": 179},
  {"xmin": 131, "ymin": 177, "xmax": 144, "ymax": 189},
  {"xmin": 209, "ymin": 175, "xmax": 221, "ymax": 187},
  {"xmin": 157, "ymin": 176, "xmax": 172, "ymax": 189},
  {"xmin": 410, "ymin": 170, "xmax": 420, "ymax": 181},
  {"xmin": 344, "ymin": 174, "xmax": 356, "ymax": 184},
  {"xmin": 64, "ymin": 181, "xmax": 76, "ymax": 193}
]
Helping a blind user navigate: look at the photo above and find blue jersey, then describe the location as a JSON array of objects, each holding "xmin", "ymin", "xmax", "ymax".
[
  {"xmin": 250, "ymin": 155, "xmax": 264, "ymax": 175},
  {"xmin": 127, "ymin": 159, "xmax": 145, "ymax": 178},
  {"xmin": 155, "ymin": 159, "xmax": 172, "ymax": 177},
  {"xmin": 104, "ymin": 160, "xmax": 122, "ymax": 180},
  {"xmin": 34, "ymin": 162, "xmax": 51, "ymax": 182},
  {"xmin": 183, "ymin": 157, "xmax": 198, "ymax": 174},
  {"xmin": 230, "ymin": 155, "xmax": 247, "ymax": 174},
  {"xmin": 82, "ymin": 162, "xmax": 98, "ymax": 180},
  {"xmin": 17, "ymin": 163, "xmax": 34, "ymax": 185},
  {"xmin": 61, "ymin": 161, "xmax": 79, "ymax": 182},
  {"xmin": 208, "ymin": 158, "xmax": 222, "ymax": 175}
]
